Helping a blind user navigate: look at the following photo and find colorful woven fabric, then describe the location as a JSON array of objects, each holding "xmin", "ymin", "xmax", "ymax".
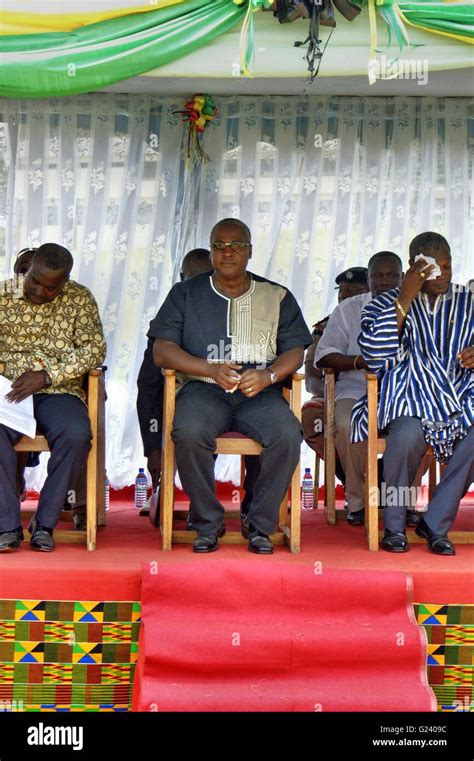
[
  {"xmin": 0, "ymin": 599, "xmax": 140, "ymax": 712},
  {"xmin": 0, "ymin": 599, "xmax": 471, "ymax": 712},
  {"xmin": 414, "ymin": 603, "xmax": 474, "ymax": 712}
]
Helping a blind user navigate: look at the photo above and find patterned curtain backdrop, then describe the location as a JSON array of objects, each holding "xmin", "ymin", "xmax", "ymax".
[{"xmin": 0, "ymin": 94, "xmax": 472, "ymax": 487}]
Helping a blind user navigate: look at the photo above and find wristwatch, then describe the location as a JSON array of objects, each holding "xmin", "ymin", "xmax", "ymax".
[
  {"xmin": 267, "ymin": 368, "xmax": 278, "ymax": 384},
  {"xmin": 43, "ymin": 370, "xmax": 52, "ymax": 388}
]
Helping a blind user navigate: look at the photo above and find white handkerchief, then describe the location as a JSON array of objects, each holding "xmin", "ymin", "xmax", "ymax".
[{"xmin": 415, "ymin": 254, "xmax": 442, "ymax": 281}]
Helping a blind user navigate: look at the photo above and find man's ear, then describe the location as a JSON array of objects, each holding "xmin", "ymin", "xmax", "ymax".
[
  {"xmin": 180, "ymin": 273, "xmax": 184, "ymax": 282},
  {"xmin": 248, "ymin": 245, "xmax": 252, "ymax": 260}
]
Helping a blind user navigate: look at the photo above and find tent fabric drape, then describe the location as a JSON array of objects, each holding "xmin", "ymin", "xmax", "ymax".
[
  {"xmin": 0, "ymin": 1, "xmax": 472, "ymax": 98},
  {"xmin": 0, "ymin": 1, "xmax": 244, "ymax": 98}
]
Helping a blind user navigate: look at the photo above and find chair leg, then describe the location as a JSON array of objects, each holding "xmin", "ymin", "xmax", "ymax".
[
  {"xmin": 324, "ymin": 453, "xmax": 336, "ymax": 524},
  {"xmin": 288, "ymin": 460, "xmax": 301, "ymax": 553},
  {"xmin": 96, "ymin": 373, "xmax": 107, "ymax": 527},
  {"xmin": 365, "ymin": 446, "xmax": 379, "ymax": 552},
  {"xmin": 428, "ymin": 457, "xmax": 437, "ymax": 501},
  {"xmin": 278, "ymin": 492, "xmax": 287, "ymax": 527},
  {"xmin": 314, "ymin": 454, "xmax": 320, "ymax": 509},
  {"xmin": 160, "ymin": 439, "xmax": 174, "ymax": 552},
  {"xmin": 86, "ymin": 436, "xmax": 97, "ymax": 552},
  {"xmin": 324, "ymin": 374, "xmax": 336, "ymax": 524},
  {"xmin": 86, "ymin": 376, "xmax": 99, "ymax": 551}
]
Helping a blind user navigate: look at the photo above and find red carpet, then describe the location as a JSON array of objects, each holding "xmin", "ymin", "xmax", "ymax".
[
  {"xmin": 0, "ymin": 495, "xmax": 472, "ymax": 603},
  {"xmin": 133, "ymin": 560, "xmax": 436, "ymax": 712}
]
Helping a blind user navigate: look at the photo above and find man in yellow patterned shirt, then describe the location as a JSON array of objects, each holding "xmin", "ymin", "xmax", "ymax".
[{"xmin": 0, "ymin": 243, "xmax": 106, "ymax": 552}]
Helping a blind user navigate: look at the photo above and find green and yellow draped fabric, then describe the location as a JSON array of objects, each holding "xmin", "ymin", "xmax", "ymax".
[
  {"xmin": 0, "ymin": 1, "xmax": 184, "ymax": 35},
  {"xmin": 0, "ymin": 0, "xmax": 245, "ymax": 98},
  {"xmin": 360, "ymin": 1, "xmax": 474, "ymax": 56},
  {"xmin": 0, "ymin": 0, "xmax": 472, "ymax": 98}
]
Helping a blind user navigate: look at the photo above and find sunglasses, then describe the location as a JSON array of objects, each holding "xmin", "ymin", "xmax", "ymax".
[{"xmin": 211, "ymin": 241, "xmax": 251, "ymax": 250}]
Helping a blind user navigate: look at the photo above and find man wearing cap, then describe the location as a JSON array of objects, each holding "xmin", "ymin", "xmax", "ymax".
[
  {"xmin": 315, "ymin": 252, "xmax": 408, "ymax": 525},
  {"xmin": 302, "ymin": 267, "xmax": 369, "ymax": 478}
]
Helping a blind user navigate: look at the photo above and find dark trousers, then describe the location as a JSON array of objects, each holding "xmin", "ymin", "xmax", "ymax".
[
  {"xmin": 383, "ymin": 416, "xmax": 473, "ymax": 534},
  {"xmin": 0, "ymin": 394, "xmax": 92, "ymax": 532},
  {"xmin": 172, "ymin": 382, "xmax": 302, "ymax": 537}
]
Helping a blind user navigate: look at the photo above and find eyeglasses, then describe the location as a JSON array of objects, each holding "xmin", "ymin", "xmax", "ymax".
[{"xmin": 211, "ymin": 241, "xmax": 251, "ymax": 251}]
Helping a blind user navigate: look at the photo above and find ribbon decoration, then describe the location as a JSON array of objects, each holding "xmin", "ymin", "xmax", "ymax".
[
  {"xmin": 360, "ymin": 0, "xmax": 473, "ymax": 56},
  {"xmin": 367, "ymin": 0, "xmax": 409, "ymax": 56},
  {"xmin": 174, "ymin": 94, "xmax": 217, "ymax": 168},
  {"xmin": 233, "ymin": 0, "xmax": 274, "ymax": 77}
]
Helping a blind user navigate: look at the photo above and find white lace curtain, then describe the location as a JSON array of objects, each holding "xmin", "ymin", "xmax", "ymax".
[{"xmin": 0, "ymin": 94, "xmax": 472, "ymax": 487}]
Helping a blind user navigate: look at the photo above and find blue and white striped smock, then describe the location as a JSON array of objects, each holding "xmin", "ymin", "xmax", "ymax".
[{"xmin": 350, "ymin": 285, "xmax": 473, "ymax": 462}]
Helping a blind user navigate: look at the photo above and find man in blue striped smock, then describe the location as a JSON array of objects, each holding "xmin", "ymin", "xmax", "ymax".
[{"xmin": 351, "ymin": 232, "xmax": 473, "ymax": 555}]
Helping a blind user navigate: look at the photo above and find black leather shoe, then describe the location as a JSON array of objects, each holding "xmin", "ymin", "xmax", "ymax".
[
  {"xmin": 381, "ymin": 530, "xmax": 409, "ymax": 553},
  {"xmin": 406, "ymin": 510, "xmax": 420, "ymax": 527},
  {"xmin": 29, "ymin": 516, "xmax": 55, "ymax": 552},
  {"xmin": 192, "ymin": 525, "xmax": 225, "ymax": 553},
  {"xmin": 248, "ymin": 531, "xmax": 273, "ymax": 554},
  {"xmin": 346, "ymin": 509, "xmax": 365, "ymax": 526},
  {"xmin": 241, "ymin": 513, "xmax": 250, "ymax": 539},
  {"xmin": 73, "ymin": 507, "xmax": 86, "ymax": 531},
  {"xmin": 415, "ymin": 517, "xmax": 455, "ymax": 556},
  {"xmin": 0, "ymin": 526, "xmax": 23, "ymax": 552}
]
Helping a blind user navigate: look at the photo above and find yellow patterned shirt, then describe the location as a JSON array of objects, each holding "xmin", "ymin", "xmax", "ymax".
[{"xmin": 0, "ymin": 276, "xmax": 106, "ymax": 402}]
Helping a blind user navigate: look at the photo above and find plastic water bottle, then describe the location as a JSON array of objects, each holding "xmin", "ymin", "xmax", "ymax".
[
  {"xmin": 301, "ymin": 467, "xmax": 314, "ymax": 510},
  {"xmin": 105, "ymin": 472, "xmax": 110, "ymax": 512},
  {"xmin": 134, "ymin": 468, "xmax": 148, "ymax": 511}
]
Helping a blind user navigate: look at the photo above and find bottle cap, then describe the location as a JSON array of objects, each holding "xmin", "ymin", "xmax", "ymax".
[
  {"xmin": 139, "ymin": 468, "xmax": 145, "ymax": 473},
  {"xmin": 305, "ymin": 468, "xmax": 311, "ymax": 473}
]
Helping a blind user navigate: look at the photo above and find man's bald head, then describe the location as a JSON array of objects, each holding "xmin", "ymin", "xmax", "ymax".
[{"xmin": 210, "ymin": 218, "xmax": 251, "ymax": 245}]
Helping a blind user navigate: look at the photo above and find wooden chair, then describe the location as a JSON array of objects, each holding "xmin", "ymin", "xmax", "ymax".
[
  {"xmin": 159, "ymin": 370, "xmax": 303, "ymax": 553},
  {"xmin": 0, "ymin": 364, "xmax": 106, "ymax": 551},
  {"xmin": 365, "ymin": 372, "xmax": 473, "ymax": 551}
]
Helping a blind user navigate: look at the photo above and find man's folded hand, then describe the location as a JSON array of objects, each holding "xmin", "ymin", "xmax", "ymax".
[
  {"xmin": 209, "ymin": 361, "xmax": 242, "ymax": 391},
  {"xmin": 238, "ymin": 369, "xmax": 271, "ymax": 398},
  {"xmin": 6, "ymin": 370, "xmax": 47, "ymax": 403}
]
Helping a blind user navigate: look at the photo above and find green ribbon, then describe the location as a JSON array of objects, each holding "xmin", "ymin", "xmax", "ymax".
[
  {"xmin": 0, "ymin": 0, "xmax": 245, "ymax": 98},
  {"xmin": 356, "ymin": 0, "xmax": 473, "ymax": 48}
]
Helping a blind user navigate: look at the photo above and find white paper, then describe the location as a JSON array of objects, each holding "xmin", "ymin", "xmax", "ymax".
[
  {"xmin": 415, "ymin": 253, "xmax": 442, "ymax": 281},
  {"xmin": 0, "ymin": 376, "xmax": 36, "ymax": 438}
]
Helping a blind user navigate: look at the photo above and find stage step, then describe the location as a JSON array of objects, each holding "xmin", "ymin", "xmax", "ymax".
[{"xmin": 133, "ymin": 561, "xmax": 436, "ymax": 712}]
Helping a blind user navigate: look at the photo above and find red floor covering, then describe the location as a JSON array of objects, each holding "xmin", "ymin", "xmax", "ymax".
[
  {"xmin": 133, "ymin": 561, "xmax": 437, "ymax": 712},
  {"xmin": 0, "ymin": 492, "xmax": 472, "ymax": 604}
]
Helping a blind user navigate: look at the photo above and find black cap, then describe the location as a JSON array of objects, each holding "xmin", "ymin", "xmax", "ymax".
[{"xmin": 335, "ymin": 267, "xmax": 368, "ymax": 287}]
